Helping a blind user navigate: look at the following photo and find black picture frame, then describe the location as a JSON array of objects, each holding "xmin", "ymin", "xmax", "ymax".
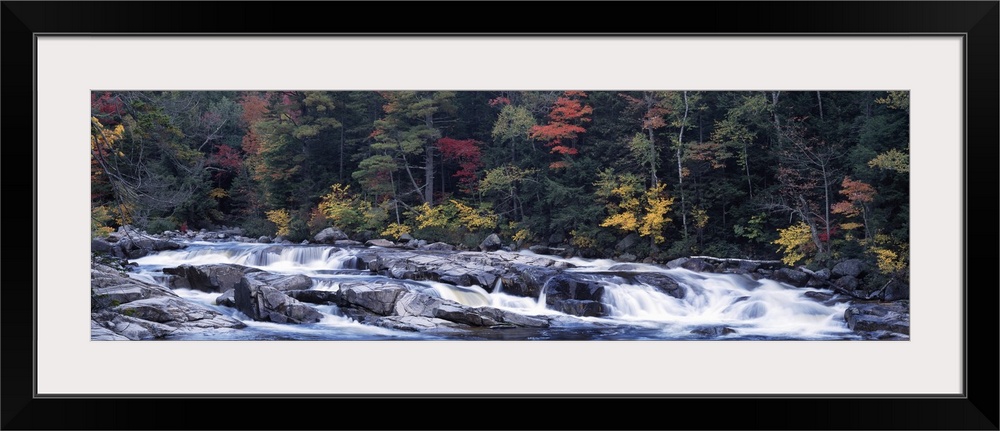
[{"xmin": 3, "ymin": 2, "xmax": 997, "ymax": 429}]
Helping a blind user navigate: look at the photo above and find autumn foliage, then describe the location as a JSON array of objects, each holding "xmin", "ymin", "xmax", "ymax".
[{"xmin": 529, "ymin": 91, "xmax": 593, "ymax": 167}]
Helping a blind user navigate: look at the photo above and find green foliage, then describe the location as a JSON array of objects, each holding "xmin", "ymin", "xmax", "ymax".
[
  {"xmin": 146, "ymin": 217, "xmax": 178, "ymax": 235},
  {"xmin": 91, "ymin": 90, "xmax": 910, "ymax": 264}
]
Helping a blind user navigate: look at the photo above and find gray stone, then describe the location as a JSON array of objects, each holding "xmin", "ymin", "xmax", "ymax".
[
  {"xmin": 314, "ymin": 228, "xmax": 349, "ymax": 243},
  {"xmin": 258, "ymin": 236, "xmax": 272, "ymax": 243},
  {"xmin": 833, "ymin": 259, "xmax": 867, "ymax": 278},
  {"xmin": 338, "ymin": 282, "xmax": 408, "ymax": 316},
  {"xmin": 366, "ymin": 239, "xmax": 396, "ymax": 248},
  {"xmin": 91, "ymin": 238, "xmax": 114, "ymax": 253},
  {"xmin": 163, "ymin": 264, "xmax": 259, "ymax": 293},
  {"xmin": 244, "ymin": 272, "xmax": 312, "ymax": 291},
  {"xmin": 216, "ymin": 289, "xmax": 236, "ymax": 307},
  {"xmin": 284, "ymin": 289, "xmax": 340, "ymax": 305},
  {"xmin": 834, "ymin": 275, "xmax": 860, "ymax": 291},
  {"xmin": 617, "ymin": 253, "xmax": 637, "ymax": 262},
  {"xmin": 615, "ymin": 233, "xmax": 639, "ymax": 252},
  {"xmin": 844, "ymin": 302, "xmax": 910, "ymax": 335},
  {"xmin": 772, "ymin": 267, "xmax": 810, "ymax": 287},
  {"xmin": 234, "ymin": 277, "xmax": 323, "ymax": 324},
  {"xmin": 420, "ymin": 242, "xmax": 454, "ymax": 251},
  {"xmin": 884, "ymin": 280, "xmax": 909, "ymax": 301},
  {"xmin": 479, "ymin": 233, "xmax": 503, "ymax": 252}
]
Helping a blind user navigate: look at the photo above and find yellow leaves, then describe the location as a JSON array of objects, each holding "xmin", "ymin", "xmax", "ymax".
[
  {"xmin": 601, "ymin": 212, "xmax": 639, "ymax": 232},
  {"xmin": 867, "ymin": 149, "xmax": 909, "ymax": 173},
  {"xmin": 597, "ymin": 176, "xmax": 674, "ymax": 244},
  {"xmin": 691, "ymin": 206, "xmax": 709, "ymax": 230},
  {"xmin": 91, "ymin": 205, "xmax": 115, "ymax": 238},
  {"xmin": 451, "ymin": 200, "xmax": 497, "ymax": 231},
  {"xmin": 512, "ymin": 229, "xmax": 531, "ymax": 243},
  {"xmin": 265, "ymin": 209, "xmax": 292, "ymax": 237},
  {"xmin": 839, "ymin": 222, "xmax": 864, "ymax": 231},
  {"xmin": 872, "ymin": 247, "xmax": 906, "ymax": 275},
  {"xmin": 569, "ymin": 230, "xmax": 597, "ymax": 250},
  {"xmin": 91, "ymin": 117, "xmax": 125, "ymax": 153},
  {"xmin": 772, "ymin": 221, "xmax": 814, "ymax": 266},
  {"xmin": 414, "ymin": 203, "xmax": 449, "ymax": 229},
  {"xmin": 412, "ymin": 201, "xmax": 497, "ymax": 232},
  {"xmin": 209, "ymin": 188, "xmax": 228, "ymax": 199},
  {"xmin": 380, "ymin": 222, "xmax": 411, "ymax": 240}
]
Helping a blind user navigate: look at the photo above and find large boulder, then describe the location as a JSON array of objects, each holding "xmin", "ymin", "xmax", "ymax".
[
  {"xmin": 541, "ymin": 273, "xmax": 607, "ymax": 317},
  {"xmin": 844, "ymin": 302, "xmax": 909, "ymax": 335},
  {"xmin": 833, "ymin": 259, "xmax": 867, "ymax": 278},
  {"xmin": 243, "ymin": 271, "xmax": 312, "ymax": 291},
  {"xmin": 314, "ymin": 227, "xmax": 349, "ymax": 244},
  {"xmin": 479, "ymin": 233, "xmax": 503, "ymax": 252},
  {"xmin": 234, "ymin": 277, "xmax": 323, "ymax": 324},
  {"xmin": 771, "ymin": 267, "xmax": 811, "ymax": 287},
  {"xmin": 883, "ymin": 280, "xmax": 910, "ymax": 301},
  {"xmin": 338, "ymin": 282, "xmax": 409, "ymax": 316},
  {"xmin": 420, "ymin": 242, "xmax": 454, "ymax": 251},
  {"xmin": 631, "ymin": 273, "xmax": 686, "ymax": 299},
  {"xmin": 615, "ymin": 233, "xmax": 639, "ymax": 252},
  {"xmin": 366, "ymin": 239, "xmax": 397, "ymax": 248},
  {"xmin": 164, "ymin": 264, "xmax": 260, "ymax": 292},
  {"xmin": 91, "ymin": 263, "xmax": 246, "ymax": 340}
]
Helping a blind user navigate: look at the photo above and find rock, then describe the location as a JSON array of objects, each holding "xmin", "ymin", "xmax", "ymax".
[
  {"xmin": 632, "ymin": 273, "xmax": 685, "ymax": 299},
  {"xmin": 301, "ymin": 240, "xmax": 310, "ymax": 245},
  {"xmin": 91, "ymin": 320, "xmax": 131, "ymax": 341},
  {"xmin": 528, "ymin": 245, "xmax": 565, "ymax": 256},
  {"xmin": 665, "ymin": 257, "xmax": 689, "ymax": 269},
  {"xmin": 680, "ymin": 258, "xmax": 713, "ymax": 273},
  {"xmin": 366, "ymin": 239, "xmax": 396, "ymax": 248},
  {"xmin": 420, "ymin": 242, "xmax": 454, "ymax": 251},
  {"xmin": 833, "ymin": 259, "xmax": 867, "ymax": 278},
  {"xmin": 244, "ymin": 272, "xmax": 313, "ymax": 291},
  {"xmin": 333, "ymin": 240, "xmax": 362, "ymax": 247},
  {"xmin": 617, "ymin": 253, "xmax": 637, "ymax": 262},
  {"xmin": 284, "ymin": 289, "xmax": 340, "ymax": 305},
  {"xmin": 315, "ymin": 227, "xmax": 349, "ymax": 243},
  {"xmin": 541, "ymin": 273, "xmax": 607, "ymax": 317},
  {"xmin": 216, "ymin": 289, "xmax": 236, "ymax": 307},
  {"xmin": 258, "ymin": 236, "xmax": 272, "ymax": 244},
  {"xmin": 771, "ymin": 267, "xmax": 810, "ymax": 287},
  {"xmin": 163, "ymin": 264, "xmax": 260, "ymax": 292},
  {"xmin": 234, "ymin": 277, "xmax": 323, "ymax": 324},
  {"xmin": 106, "ymin": 296, "xmax": 245, "ymax": 336},
  {"xmin": 479, "ymin": 233, "xmax": 503, "ymax": 252},
  {"xmin": 92, "ymin": 284, "xmax": 173, "ymax": 308},
  {"xmin": 814, "ymin": 268, "xmax": 831, "ymax": 280},
  {"xmin": 883, "ymin": 280, "xmax": 909, "ymax": 301},
  {"xmin": 690, "ymin": 326, "xmax": 737, "ymax": 337},
  {"xmin": 375, "ymin": 315, "xmax": 463, "ymax": 332},
  {"xmin": 399, "ymin": 233, "xmax": 415, "ymax": 241},
  {"xmin": 338, "ymin": 282, "xmax": 409, "ymax": 316},
  {"xmin": 615, "ymin": 233, "xmax": 639, "ymax": 252},
  {"xmin": 834, "ymin": 275, "xmax": 860, "ymax": 291},
  {"xmin": 91, "ymin": 238, "xmax": 114, "ymax": 254},
  {"xmin": 433, "ymin": 303, "xmax": 500, "ymax": 327},
  {"xmin": 548, "ymin": 232, "xmax": 565, "ymax": 245},
  {"xmin": 551, "ymin": 300, "xmax": 605, "ymax": 317},
  {"xmin": 844, "ymin": 302, "xmax": 909, "ymax": 335}
]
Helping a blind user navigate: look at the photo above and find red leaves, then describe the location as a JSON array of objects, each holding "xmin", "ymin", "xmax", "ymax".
[
  {"xmin": 211, "ymin": 144, "xmax": 243, "ymax": 171},
  {"xmin": 549, "ymin": 145, "xmax": 578, "ymax": 156},
  {"xmin": 91, "ymin": 92, "xmax": 123, "ymax": 125},
  {"xmin": 488, "ymin": 96, "xmax": 511, "ymax": 107},
  {"xmin": 437, "ymin": 137, "xmax": 483, "ymax": 192},
  {"xmin": 528, "ymin": 91, "xmax": 593, "ymax": 166}
]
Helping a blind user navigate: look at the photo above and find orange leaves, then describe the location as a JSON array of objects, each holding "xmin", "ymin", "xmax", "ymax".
[
  {"xmin": 549, "ymin": 145, "xmax": 578, "ymax": 156},
  {"xmin": 839, "ymin": 177, "xmax": 876, "ymax": 204},
  {"xmin": 527, "ymin": 91, "xmax": 593, "ymax": 169}
]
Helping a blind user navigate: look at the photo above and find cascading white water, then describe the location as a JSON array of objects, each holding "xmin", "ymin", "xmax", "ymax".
[
  {"xmin": 132, "ymin": 243, "xmax": 359, "ymax": 274},
  {"xmin": 119, "ymin": 242, "xmax": 857, "ymax": 340}
]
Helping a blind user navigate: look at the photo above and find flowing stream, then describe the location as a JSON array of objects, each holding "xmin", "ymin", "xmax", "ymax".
[{"xmin": 128, "ymin": 242, "xmax": 857, "ymax": 340}]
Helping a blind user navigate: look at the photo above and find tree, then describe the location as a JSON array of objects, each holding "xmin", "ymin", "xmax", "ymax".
[
  {"xmin": 437, "ymin": 137, "xmax": 482, "ymax": 194},
  {"xmin": 595, "ymin": 169, "xmax": 675, "ymax": 245},
  {"xmin": 528, "ymin": 91, "xmax": 593, "ymax": 169},
  {"xmin": 359, "ymin": 91, "xmax": 457, "ymax": 206}
]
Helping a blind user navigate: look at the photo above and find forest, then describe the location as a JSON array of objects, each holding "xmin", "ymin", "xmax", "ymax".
[{"xmin": 91, "ymin": 90, "xmax": 910, "ymax": 291}]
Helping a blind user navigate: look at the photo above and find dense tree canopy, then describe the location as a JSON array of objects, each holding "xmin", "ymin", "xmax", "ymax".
[{"xmin": 91, "ymin": 90, "xmax": 910, "ymax": 284}]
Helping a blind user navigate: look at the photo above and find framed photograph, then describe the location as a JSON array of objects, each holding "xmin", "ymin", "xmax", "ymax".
[{"xmin": 5, "ymin": 2, "xmax": 997, "ymax": 429}]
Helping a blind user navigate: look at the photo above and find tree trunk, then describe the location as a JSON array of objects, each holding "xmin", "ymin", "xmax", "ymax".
[
  {"xmin": 676, "ymin": 91, "xmax": 690, "ymax": 239},
  {"xmin": 424, "ymin": 113, "xmax": 435, "ymax": 205}
]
